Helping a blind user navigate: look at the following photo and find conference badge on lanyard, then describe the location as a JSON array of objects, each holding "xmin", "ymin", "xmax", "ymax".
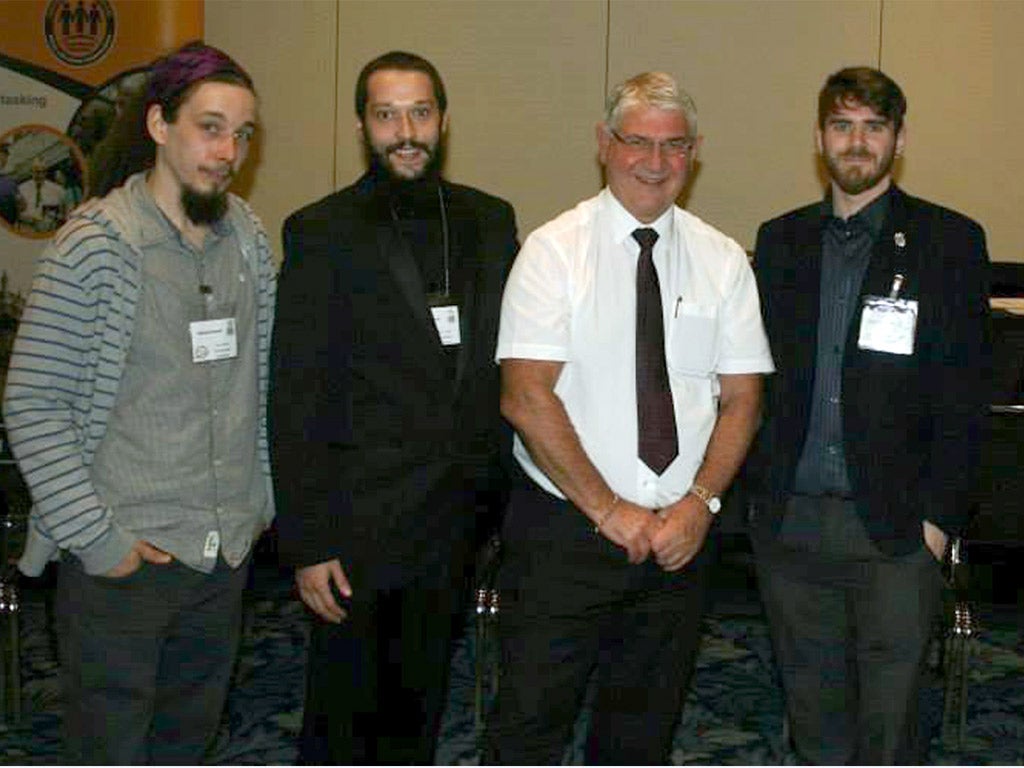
[{"xmin": 857, "ymin": 232, "xmax": 917, "ymax": 355}]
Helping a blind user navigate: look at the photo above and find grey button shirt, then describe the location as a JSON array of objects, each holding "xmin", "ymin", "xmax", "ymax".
[
  {"xmin": 89, "ymin": 180, "xmax": 266, "ymax": 572},
  {"xmin": 792, "ymin": 192, "xmax": 890, "ymax": 497}
]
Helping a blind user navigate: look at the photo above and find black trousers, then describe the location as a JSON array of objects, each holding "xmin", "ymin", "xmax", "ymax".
[
  {"xmin": 299, "ymin": 562, "xmax": 465, "ymax": 765},
  {"xmin": 751, "ymin": 496, "xmax": 944, "ymax": 765},
  {"xmin": 484, "ymin": 482, "xmax": 712, "ymax": 765},
  {"xmin": 56, "ymin": 554, "xmax": 249, "ymax": 765}
]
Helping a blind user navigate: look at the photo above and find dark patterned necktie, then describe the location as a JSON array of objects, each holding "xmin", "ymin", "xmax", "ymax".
[{"xmin": 633, "ymin": 227, "xmax": 678, "ymax": 474}]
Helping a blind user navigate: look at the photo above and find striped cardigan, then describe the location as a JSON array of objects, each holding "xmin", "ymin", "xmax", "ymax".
[{"xmin": 3, "ymin": 173, "xmax": 277, "ymax": 576}]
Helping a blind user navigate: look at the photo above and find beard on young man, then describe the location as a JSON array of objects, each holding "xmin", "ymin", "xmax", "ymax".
[
  {"xmin": 364, "ymin": 133, "xmax": 448, "ymax": 225},
  {"xmin": 364, "ymin": 133, "xmax": 445, "ymax": 187},
  {"xmin": 182, "ymin": 183, "xmax": 230, "ymax": 225},
  {"xmin": 824, "ymin": 144, "xmax": 897, "ymax": 196}
]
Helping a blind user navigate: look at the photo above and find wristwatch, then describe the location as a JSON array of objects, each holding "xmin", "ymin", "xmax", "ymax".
[{"xmin": 688, "ymin": 483, "xmax": 721, "ymax": 515}]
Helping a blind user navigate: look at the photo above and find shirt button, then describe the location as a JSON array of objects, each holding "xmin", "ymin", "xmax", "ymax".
[
  {"xmin": 827, "ymin": 445, "xmax": 840, "ymax": 455},
  {"xmin": 829, "ymin": 395, "xmax": 841, "ymax": 404},
  {"xmin": 212, "ymin": 408, "xmax": 220, "ymax": 417},
  {"xmin": 213, "ymin": 458, "xmax": 223, "ymax": 467},
  {"xmin": 216, "ymin": 506, "xmax": 224, "ymax": 514}
]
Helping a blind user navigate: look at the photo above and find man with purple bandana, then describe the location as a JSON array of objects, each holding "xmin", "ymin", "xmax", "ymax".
[{"xmin": 3, "ymin": 42, "xmax": 275, "ymax": 763}]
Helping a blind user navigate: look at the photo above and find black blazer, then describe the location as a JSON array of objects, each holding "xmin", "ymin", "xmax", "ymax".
[
  {"xmin": 269, "ymin": 172, "xmax": 518, "ymax": 586},
  {"xmin": 747, "ymin": 187, "xmax": 991, "ymax": 555}
]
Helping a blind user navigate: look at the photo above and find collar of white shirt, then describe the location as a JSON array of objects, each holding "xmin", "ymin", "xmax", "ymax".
[{"xmin": 601, "ymin": 187, "xmax": 675, "ymax": 253}]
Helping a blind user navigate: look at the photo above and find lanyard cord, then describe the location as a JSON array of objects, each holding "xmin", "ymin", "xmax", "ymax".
[{"xmin": 389, "ymin": 183, "xmax": 450, "ymax": 297}]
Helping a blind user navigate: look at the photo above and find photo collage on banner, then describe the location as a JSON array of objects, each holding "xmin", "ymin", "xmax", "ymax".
[
  {"xmin": 0, "ymin": 0, "xmax": 203, "ymax": 385},
  {"xmin": 0, "ymin": 0, "xmax": 203, "ymax": 291}
]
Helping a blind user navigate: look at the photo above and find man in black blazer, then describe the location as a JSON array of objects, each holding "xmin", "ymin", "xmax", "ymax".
[
  {"xmin": 269, "ymin": 51, "xmax": 517, "ymax": 764},
  {"xmin": 747, "ymin": 67, "xmax": 990, "ymax": 764}
]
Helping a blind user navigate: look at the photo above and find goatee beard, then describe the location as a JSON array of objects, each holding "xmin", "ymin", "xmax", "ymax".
[{"xmin": 181, "ymin": 185, "xmax": 229, "ymax": 225}]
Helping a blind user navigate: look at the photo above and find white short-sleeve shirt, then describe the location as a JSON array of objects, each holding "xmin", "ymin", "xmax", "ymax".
[{"xmin": 496, "ymin": 188, "xmax": 774, "ymax": 508}]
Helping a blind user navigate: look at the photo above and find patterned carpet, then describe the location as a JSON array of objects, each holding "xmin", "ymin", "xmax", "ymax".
[{"xmin": 1, "ymin": 553, "xmax": 1022, "ymax": 765}]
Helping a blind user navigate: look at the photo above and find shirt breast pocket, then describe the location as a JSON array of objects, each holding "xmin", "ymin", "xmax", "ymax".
[{"xmin": 667, "ymin": 301, "xmax": 718, "ymax": 376}]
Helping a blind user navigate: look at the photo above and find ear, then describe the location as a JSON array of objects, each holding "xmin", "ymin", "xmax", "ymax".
[
  {"xmin": 440, "ymin": 110, "xmax": 450, "ymax": 135},
  {"xmin": 814, "ymin": 124, "xmax": 824, "ymax": 156},
  {"xmin": 596, "ymin": 122, "xmax": 611, "ymax": 164},
  {"xmin": 895, "ymin": 122, "xmax": 907, "ymax": 158},
  {"xmin": 355, "ymin": 118, "xmax": 365, "ymax": 140},
  {"xmin": 689, "ymin": 134, "xmax": 704, "ymax": 166},
  {"xmin": 146, "ymin": 103, "xmax": 168, "ymax": 147}
]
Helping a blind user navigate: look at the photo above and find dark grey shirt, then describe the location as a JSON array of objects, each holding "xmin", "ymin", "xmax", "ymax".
[
  {"xmin": 89, "ymin": 179, "xmax": 266, "ymax": 573},
  {"xmin": 792, "ymin": 191, "xmax": 890, "ymax": 496}
]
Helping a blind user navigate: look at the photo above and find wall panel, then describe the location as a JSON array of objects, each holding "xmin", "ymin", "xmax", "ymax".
[
  {"xmin": 205, "ymin": 0, "xmax": 337, "ymax": 261},
  {"xmin": 882, "ymin": 0, "xmax": 1020, "ymax": 262}
]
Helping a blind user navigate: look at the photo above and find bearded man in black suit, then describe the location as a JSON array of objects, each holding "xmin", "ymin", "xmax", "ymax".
[
  {"xmin": 747, "ymin": 67, "xmax": 990, "ymax": 764},
  {"xmin": 270, "ymin": 50, "xmax": 517, "ymax": 765}
]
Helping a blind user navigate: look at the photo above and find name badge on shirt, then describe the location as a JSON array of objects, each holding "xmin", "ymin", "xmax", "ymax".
[
  {"xmin": 857, "ymin": 296, "xmax": 918, "ymax": 355},
  {"xmin": 430, "ymin": 305, "xmax": 461, "ymax": 346},
  {"xmin": 189, "ymin": 317, "xmax": 238, "ymax": 363},
  {"xmin": 203, "ymin": 530, "xmax": 220, "ymax": 559}
]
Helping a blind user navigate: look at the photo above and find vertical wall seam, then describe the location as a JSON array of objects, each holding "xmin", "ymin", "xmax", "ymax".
[
  {"xmin": 332, "ymin": 0, "xmax": 341, "ymax": 192},
  {"xmin": 604, "ymin": 0, "xmax": 611, "ymax": 111},
  {"xmin": 877, "ymin": 0, "xmax": 885, "ymax": 68}
]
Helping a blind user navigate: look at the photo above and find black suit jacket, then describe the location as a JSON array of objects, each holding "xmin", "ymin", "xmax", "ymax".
[
  {"xmin": 269, "ymin": 172, "xmax": 518, "ymax": 587},
  {"xmin": 748, "ymin": 186, "xmax": 991, "ymax": 555}
]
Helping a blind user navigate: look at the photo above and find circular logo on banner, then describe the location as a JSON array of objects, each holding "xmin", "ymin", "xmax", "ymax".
[{"xmin": 44, "ymin": 0, "xmax": 116, "ymax": 67}]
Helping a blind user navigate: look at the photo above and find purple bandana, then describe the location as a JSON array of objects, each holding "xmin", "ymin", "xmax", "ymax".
[{"xmin": 145, "ymin": 41, "xmax": 251, "ymax": 107}]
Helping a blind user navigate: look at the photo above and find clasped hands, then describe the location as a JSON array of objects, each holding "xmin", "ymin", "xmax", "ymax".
[{"xmin": 598, "ymin": 496, "xmax": 712, "ymax": 572}]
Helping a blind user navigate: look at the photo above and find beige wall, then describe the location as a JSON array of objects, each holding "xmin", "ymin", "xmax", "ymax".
[
  {"xmin": 881, "ymin": 1, "xmax": 1017, "ymax": 261},
  {"xmin": 204, "ymin": 0, "xmax": 337, "ymax": 256},
  {"xmin": 207, "ymin": 0, "xmax": 1023, "ymax": 263},
  {"xmin": 607, "ymin": 0, "xmax": 879, "ymax": 249},
  {"xmin": 332, "ymin": 0, "xmax": 608, "ymax": 242}
]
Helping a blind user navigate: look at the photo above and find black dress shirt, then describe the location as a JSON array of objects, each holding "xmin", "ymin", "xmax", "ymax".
[{"xmin": 792, "ymin": 191, "xmax": 891, "ymax": 496}]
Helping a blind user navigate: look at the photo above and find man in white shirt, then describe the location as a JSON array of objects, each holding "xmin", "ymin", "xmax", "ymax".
[
  {"xmin": 17, "ymin": 158, "xmax": 65, "ymax": 233},
  {"xmin": 485, "ymin": 71, "xmax": 774, "ymax": 764}
]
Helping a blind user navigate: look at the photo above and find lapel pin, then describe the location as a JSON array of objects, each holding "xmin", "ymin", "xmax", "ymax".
[{"xmin": 894, "ymin": 231, "xmax": 906, "ymax": 249}]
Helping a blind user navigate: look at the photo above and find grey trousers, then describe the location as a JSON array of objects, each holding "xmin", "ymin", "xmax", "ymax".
[
  {"xmin": 751, "ymin": 496, "xmax": 944, "ymax": 765},
  {"xmin": 56, "ymin": 554, "xmax": 249, "ymax": 765}
]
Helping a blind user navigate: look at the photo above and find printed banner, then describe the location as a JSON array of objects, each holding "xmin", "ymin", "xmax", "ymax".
[{"xmin": 0, "ymin": 0, "xmax": 203, "ymax": 299}]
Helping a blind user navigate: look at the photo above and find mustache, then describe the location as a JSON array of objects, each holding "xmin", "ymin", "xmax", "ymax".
[
  {"xmin": 840, "ymin": 149, "xmax": 874, "ymax": 159},
  {"xmin": 385, "ymin": 140, "xmax": 433, "ymax": 155},
  {"xmin": 201, "ymin": 165, "xmax": 235, "ymax": 180}
]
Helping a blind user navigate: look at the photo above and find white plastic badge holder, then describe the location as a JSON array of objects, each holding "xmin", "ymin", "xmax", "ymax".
[
  {"xmin": 203, "ymin": 530, "xmax": 220, "ymax": 559},
  {"xmin": 430, "ymin": 305, "xmax": 461, "ymax": 346},
  {"xmin": 857, "ymin": 296, "xmax": 918, "ymax": 355},
  {"xmin": 189, "ymin": 317, "xmax": 239, "ymax": 363}
]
